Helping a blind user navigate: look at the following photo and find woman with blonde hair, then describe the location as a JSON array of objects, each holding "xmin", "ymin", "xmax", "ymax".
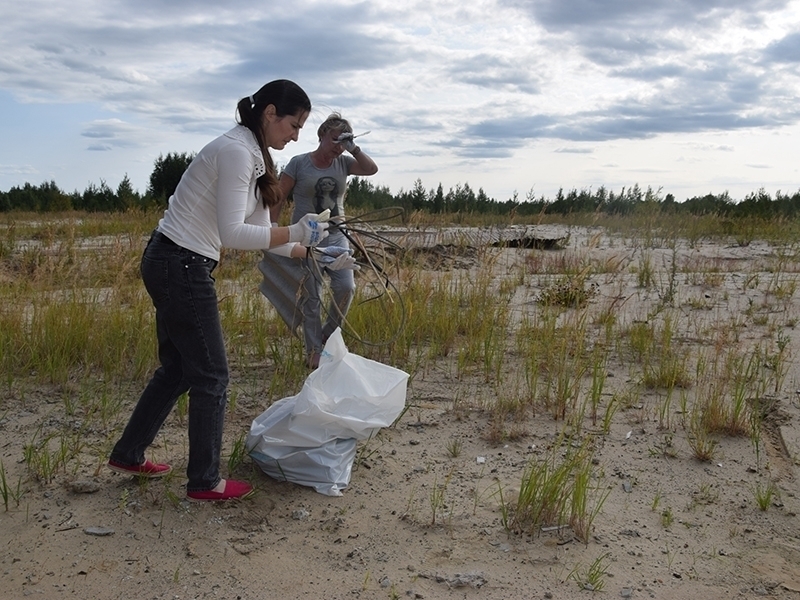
[{"xmin": 278, "ymin": 112, "xmax": 378, "ymax": 368}]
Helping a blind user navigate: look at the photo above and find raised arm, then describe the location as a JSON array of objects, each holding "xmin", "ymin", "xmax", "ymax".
[
  {"xmin": 347, "ymin": 145, "xmax": 378, "ymax": 176},
  {"xmin": 337, "ymin": 133, "xmax": 378, "ymax": 176}
]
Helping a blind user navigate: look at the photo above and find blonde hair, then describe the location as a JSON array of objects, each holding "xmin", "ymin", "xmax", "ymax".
[{"xmin": 317, "ymin": 112, "xmax": 352, "ymax": 140}]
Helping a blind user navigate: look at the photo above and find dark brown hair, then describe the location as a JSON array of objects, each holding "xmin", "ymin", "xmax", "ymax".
[{"xmin": 236, "ymin": 79, "xmax": 311, "ymax": 208}]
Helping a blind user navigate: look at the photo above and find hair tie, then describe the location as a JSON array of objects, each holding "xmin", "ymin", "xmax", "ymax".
[{"xmin": 248, "ymin": 95, "xmax": 255, "ymax": 107}]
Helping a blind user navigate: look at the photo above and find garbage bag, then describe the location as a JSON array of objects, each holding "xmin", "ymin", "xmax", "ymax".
[
  {"xmin": 249, "ymin": 436, "xmax": 358, "ymax": 497},
  {"xmin": 246, "ymin": 328, "xmax": 408, "ymax": 496},
  {"xmin": 257, "ymin": 250, "xmax": 306, "ymax": 337}
]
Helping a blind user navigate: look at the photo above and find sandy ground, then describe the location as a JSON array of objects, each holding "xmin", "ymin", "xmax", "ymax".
[{"xmin": 3, "ymin": 225, "xmax": 800, "ymax": 600}]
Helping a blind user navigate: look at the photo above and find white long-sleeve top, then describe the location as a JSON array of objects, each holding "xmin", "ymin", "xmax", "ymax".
[{"xmin": 157, "ymin": 125, "xmax": 295, "ymax": 261}]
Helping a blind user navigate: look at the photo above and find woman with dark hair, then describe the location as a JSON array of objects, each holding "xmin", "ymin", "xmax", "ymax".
[
  {"xmin": 108, "ymin": 79, "xmax": 329, "ymax": 502},
  {"xmin": 278, "ymin": 112, "xmax": 378, "ymax": 368}
]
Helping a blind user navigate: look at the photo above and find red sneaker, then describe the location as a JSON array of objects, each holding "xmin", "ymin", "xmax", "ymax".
[
  {"xmin": 108, "ymin": 458, "xmax": 172, "ymax": 478},
  {"xmin": 187, "ymin": 479, "xmax": 254, "ymax": 502}
]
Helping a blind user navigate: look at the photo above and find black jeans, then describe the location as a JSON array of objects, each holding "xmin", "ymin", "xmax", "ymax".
[{"xmin": 110, "ymin": 231, "xmax": 228, "ymax": 492}]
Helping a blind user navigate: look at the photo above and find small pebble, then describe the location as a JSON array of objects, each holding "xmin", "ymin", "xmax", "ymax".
[
  {"xmin": 84, "ymin": 526, "xmax": 115, "ymax": 537},
  {"xmin": 233, "ymin": 543, "xmax": 252, "ymax": 555},
  {"xmin": 69, "ymin": 480, "xmax": 100, "ymax": 494}
]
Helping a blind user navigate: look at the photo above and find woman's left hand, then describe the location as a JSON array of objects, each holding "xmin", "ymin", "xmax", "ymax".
[
  {"xmin": 312, "ymin": 246, "xmax": 359, "ymax": 271},
  {"xmin": 316, "ymin": 246, "xmax": 350, "ymax": 258},
  {"xmin": 328, "ymin": 253, "xmax": 359, "ymax": 271}
]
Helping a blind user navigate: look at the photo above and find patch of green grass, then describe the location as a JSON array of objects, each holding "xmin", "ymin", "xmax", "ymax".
[
  {"xmin": 0, "ymin": 459, "xmax": 23, "ymax": 511},
  {"xmin": 508, "ymin": 439, "xmax": 605, "ymax": 543},
  {"xmin": 537, "ymin": 273, "xmax": 597, "ymax": 308},
  {"xmin": 570, "ymin": 552, "xmax": 611, "ymax": 592},
  {"xmin": 446, "ymin": 437, "xmax": 462, "ymax": 458},
  {"xmin": 752, "ymin": 480, "xmax": 778, "ymax": 511}
]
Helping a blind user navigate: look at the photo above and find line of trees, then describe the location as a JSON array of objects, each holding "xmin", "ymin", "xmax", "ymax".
[
  {"xmin": 2, "ymin": 152, "xmax": 800, "ymax": 220},
  {"xmin": 0, "ymin": 152, "xmax": 194, "ymax": 213},
  {"xmin": 338, "ymin": 179, "xmax": 800, "ymax": 220}
]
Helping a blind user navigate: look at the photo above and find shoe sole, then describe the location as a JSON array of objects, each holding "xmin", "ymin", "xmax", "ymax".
[
  {"xmin": 186, "ymin": 489, "xmax": 255, "ymax": 503},
  {"xmin": 107, "ymin": 463, "xmax": 172, "ymax": 479}
]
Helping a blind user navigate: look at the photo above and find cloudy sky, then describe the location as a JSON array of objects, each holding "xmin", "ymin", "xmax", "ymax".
[{"xmin": 1, "ymin": 0, "xmax": 799, "ymax": 203}]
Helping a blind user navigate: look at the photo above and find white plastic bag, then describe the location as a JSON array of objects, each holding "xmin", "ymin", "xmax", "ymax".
[
  {"xmin": 246, "ymin": 329, "xmax": 408, "ymax": 496},
  {"xmin": 248, "ymin": 436, "xmax": 357, "ymax": 497}
]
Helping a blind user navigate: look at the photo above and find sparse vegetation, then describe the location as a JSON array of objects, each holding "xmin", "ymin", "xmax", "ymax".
[
  {"xmin": 569, "ymin": 552, "xmax": 612, "ymax": 592},
  {"xmin": 2, "ymin": 206, "xmax": 799, "ymax": 597},
  {"xmin": 752, "ymin": 480, "xmax": 779, "ymax": 511}
]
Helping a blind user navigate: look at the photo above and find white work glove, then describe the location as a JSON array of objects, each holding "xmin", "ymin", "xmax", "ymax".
[
  {"xmin": 335, "ymin": 132, "xmax": 358, "ymax": 154},
  {"xmin": 312, "ymin": 246, "xmax": 360, "ymax": 271},
  {"xmin": 288, "ymin": 213, "xmax": 329, "ymax": 247}
]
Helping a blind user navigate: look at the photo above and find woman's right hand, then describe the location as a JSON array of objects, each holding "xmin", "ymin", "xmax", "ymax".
[
  {"xmin": 336, "ymin": 133, "xmax": 358, "ymax": 153},
  {"xmin": 288, "ymin": 213, "xmax": 330, "ymax": 247}
]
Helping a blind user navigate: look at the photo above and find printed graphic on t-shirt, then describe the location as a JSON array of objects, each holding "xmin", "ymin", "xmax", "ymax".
[{"xmin": 314, "ymin": 176, "xmax": 341, "ymax": 216}]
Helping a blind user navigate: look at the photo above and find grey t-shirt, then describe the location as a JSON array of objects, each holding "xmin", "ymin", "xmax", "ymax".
[{"xmin": 284, "ymin": 153, "xmax": 356, "ymax": 224}]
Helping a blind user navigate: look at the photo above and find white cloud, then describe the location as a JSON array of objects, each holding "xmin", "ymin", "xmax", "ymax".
[
  {"xmin": 0, "ymin": 0, "xmax": 799, "ymax": 200},
  {"xmin": 81, "ymin": 119, "xmax": 148, "ymax": 149}
]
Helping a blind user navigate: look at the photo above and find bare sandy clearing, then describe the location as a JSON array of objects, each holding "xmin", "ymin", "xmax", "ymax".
[{"xmin": 3, "ymin": 225, "xmax": 800, "ymax": 600}]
